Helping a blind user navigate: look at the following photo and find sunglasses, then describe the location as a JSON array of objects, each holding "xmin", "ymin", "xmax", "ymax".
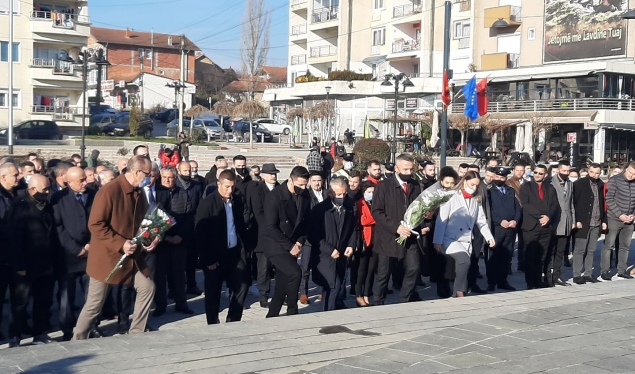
[{"xmin": 533, "ymin": 172, "xmax": 545, "ymax": 175}]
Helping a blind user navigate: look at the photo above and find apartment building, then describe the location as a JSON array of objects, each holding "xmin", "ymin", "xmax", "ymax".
[
  {"xmin": 0, "ymin": 0, "xmax": 91, "ymax": 129},
  {"xmin": 89, "ymin": 27, "xmax": 199, "ymax": 111}
]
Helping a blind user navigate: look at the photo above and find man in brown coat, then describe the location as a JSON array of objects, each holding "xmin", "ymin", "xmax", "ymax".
[{"xmin": 73, "ymin": 156, "xmax": 160, "ymax": 339}]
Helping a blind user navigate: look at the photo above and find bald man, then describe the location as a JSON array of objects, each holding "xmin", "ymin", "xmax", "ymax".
[
  {"xmin": 117, "ymin": 158, "xmax": 128, "ymax": 176},
  {"xmin": 7, "ymin": 174, "xmax": 62, "ymax": 348},
  {"xmin": 52, "ymin": 167, "xmax": 98, "ymax": 341}
]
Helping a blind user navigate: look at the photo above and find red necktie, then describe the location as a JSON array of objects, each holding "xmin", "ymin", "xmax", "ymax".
[
  {"xmin": 538, "ymin": 183, "xmax": 544, "ymax": 200},
  {"xmin": 402, "ymin": 183, "xmax": 408, "ymax": 195}
]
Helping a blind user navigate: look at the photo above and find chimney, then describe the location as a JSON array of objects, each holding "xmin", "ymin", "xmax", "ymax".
[
  {"xmin": 125, "ymin": 28, "xmax": 130, "ymax": 38},
  {"xmin": 151, "ymin": 28, "xmax": 154, "ymax": 45},
  {"xmin": 168, "ymin": 36, "xmax": 172, "ymax": 46}
]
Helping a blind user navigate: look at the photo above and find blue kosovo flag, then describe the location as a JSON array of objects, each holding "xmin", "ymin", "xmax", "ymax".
[{"xmin": 462, "ymin": 76, "xmax": 479, "ymax": 121}]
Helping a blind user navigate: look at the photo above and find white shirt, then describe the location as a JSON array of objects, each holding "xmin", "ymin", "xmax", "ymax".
[
  {"xmin": 144, "ymin": 185, "xmax": 157, "ymax": 214},
  {"xmin": 225, "ymin": 199, "xmax": 238, "ymax": 248},
  {"xmin": 265, "ymin": 182, "xmax": 276, "ymax": 191},
  {"xmin": 312, "ymin": 189, "xmax": 324, "ymax": 203}
]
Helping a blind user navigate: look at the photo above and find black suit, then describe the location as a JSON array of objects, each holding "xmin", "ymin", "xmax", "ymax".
[
  {"xmin": 0, "ymin": 185, "xmax": 16, "ymax": 335},
  {"xmin": 572, "ymin": 178, "xmax": 605, "ymax": 278},
  {"xmin": 51, "ymin": 188, "xmax": 95, "ymax": 335},
  {"xmin": 520, "ymin": 181, "xmax": 559, "ymax": 288},
  {"xmin": 371, "ymin": 175, "xmax": 422, "ymax": 304},
  {"xmin": 301, "ymin": 188, "xmax": 327, "ymax": 296},
  {"xmin": 249, "ymin": 181, "xmax": 278, "ymax": 302},
  {"xmin": 195, "ymin": 190, "xmax": 249, "ymax": 324},
  {"xmin": 260, "ymin": 182, "xmax": 310, "ymax": 317},
  {"xmin": 487, "ymin": 185, "xmax": 521, "ymax": 288}
]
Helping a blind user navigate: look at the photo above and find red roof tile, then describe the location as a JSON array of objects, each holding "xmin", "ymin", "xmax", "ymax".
[{"xmin": 91, "ymin": 27, "xmax": 200, "ymax": 51}]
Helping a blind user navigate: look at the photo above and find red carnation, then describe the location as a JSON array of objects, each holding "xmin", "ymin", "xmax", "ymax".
[
  {"xmin": 168, "ymin": 219, "xmax": 174, "ymax": 225},
  {"xmin": 142, "ymin": 231, "xmax": 150, "ymax": 238},
  {"xmin": 153, "ymin": 227, "xmax": 160, "ymax": 233}
]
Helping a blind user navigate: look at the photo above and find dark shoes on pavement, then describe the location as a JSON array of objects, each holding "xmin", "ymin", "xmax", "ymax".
[
  {"xmin": 8, "ymin": 336, "xmax": 20, "ymax": 348},
  {"xmin": 470, "ymin": 284, "xmax": 488, "ymax": 294},
  {"xmin": 175, "ymin": 307, "xmax": 195, "ymax": 315},
  {"xmin": 32, "ymin": 334, "xmax": 54, "ymax": 345},
  {"xmin": 618, "ymin": 273, "xmax": 634, "ymax": 280},
  {"xmin": 600, "ymin": 272, "xmax": 612, "ymax": 281},
  {"xmin": 554, "ymin": 278, "xmax": 570, "ymax": 286},
  {"xmin": 186, "ymin": 286, "xmax": 203, "ymax": 296}
]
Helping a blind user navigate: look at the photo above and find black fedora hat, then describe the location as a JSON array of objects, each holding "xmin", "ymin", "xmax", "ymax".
[{"xmin": 261, "ymin": 163, "xmax": 280, "ymax": 174}]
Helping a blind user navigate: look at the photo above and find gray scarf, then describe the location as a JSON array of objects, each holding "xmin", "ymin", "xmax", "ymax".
[{"xmin": 178, "ymin": 175, "xmax": 191, "ymax": 190}]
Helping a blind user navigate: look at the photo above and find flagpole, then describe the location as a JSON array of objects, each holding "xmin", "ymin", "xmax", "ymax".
[{"xmin": 440, "ymin": 0, "xmax": 451, "ymax": 167}]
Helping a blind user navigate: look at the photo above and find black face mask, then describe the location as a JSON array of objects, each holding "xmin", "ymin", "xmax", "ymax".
[
  {"xmin": 493, "ymin": 179, "xmax": 506, "ymax": 187},
  {"xmin": 236, "ymin": 167, "xmax": 247, "ymax": 176},
  {"xmin": 180, "ymin": 175, "xmax": 191, "ymax": 181},
  {"xmin": 293, "ymin": 186, "xmax": 305, "ymax": 195},
  {"xmin": 33, "ymin": 191, "xmax": 48, "ymax": 202},
  {"xmin": 559, "ymin": 173, "xmax": 569, "ymax": 181},
  {"xmin": 333, "ymin": 197, "xmax": 344, "ymax": 206},
  {"xmin": 589, "ymin": 176, "xmax": 599, "ymax": 183},
  {"xmin": 398, "ymin": 173, "xmax": 411, "ymax": 181},
  {"xmin": 253, "ymin": 173, "xmax": 260, "ymax": 179}
]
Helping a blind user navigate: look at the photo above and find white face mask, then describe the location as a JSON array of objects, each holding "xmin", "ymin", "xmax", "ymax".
[
  {"xmin": 24, "ymin": 175, "xmax": 32, "ymax": 184},
  {"xmin": 569, "ymin": 177, "xmax": 578, "ymax": 183},
  {"xmin": 344, "ymin": 162, "xmax": 353, "ymax": 171},
  {"xmin": 364, "ymin": 192, "xmax": 373, "ymax": 202},
  {"xmin": 464, "ymin": 187, "xmax": 476, "ymax": 195}
]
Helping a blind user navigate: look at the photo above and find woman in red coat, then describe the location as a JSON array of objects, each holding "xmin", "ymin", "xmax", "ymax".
[{"xmin": 354, "ymin": 181, "xmax": 378, "ymax": 307}]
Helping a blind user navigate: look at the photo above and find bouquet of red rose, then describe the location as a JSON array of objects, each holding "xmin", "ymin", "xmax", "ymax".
[{"xmin": 105, "ymin": 207, "xmax": 176, "ymax": 282}]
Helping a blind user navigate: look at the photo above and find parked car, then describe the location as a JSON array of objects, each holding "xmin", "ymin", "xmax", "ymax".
[
  {"xmin": 102, "ymin": 112, "xmax": 153, "ymax": 138},
  {"xmin": 205, "ymin": 115, "xmax": 232, "ymax": 132},
  {"xmin": 231, "ymin": 121, "xmax": 274, "ymax": 142},
  {"xmin": 151, "ymin": 108, "xmax": 176, "ymax": 123},
  {"xmin": 90, "ymin": 112, "xmax": 118, "ymax": 128},
  {"xmin": 89, "ymin": 104, "xmax": 117, "ymax": 115},
  {"xmin": 254, "ymin": 118, "xmax": 292, "ymax": 135},
  {"xmin": 0, "ymin": 120, "xmax": 63, "ymax": 140},
  {"xmin": 166, "ymin": 118, "xmax": 224, "ymax": 141}
]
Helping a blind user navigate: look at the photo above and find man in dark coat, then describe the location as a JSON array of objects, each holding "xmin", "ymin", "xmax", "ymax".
[
  {"xmin": 261, "ymin": 166, "xmax": 311, "ymax": 318},
  {"xmin": 520, "ymin": 164, "xmax": 559, "ymax": 289},
  {"xmin": 51, "ymin": 167, "xmax": 97, "ymax": 341},
  {"xmin": 153, "ymin": 167, "xmax": 195, "ymax": 316},
  {"xmin": 7, "ymin": 174, "xmax": 62, "ymax": 348},
  {"xmin": 572, "ymin": 163, "xmax": 606, "ymax": 284},
  {"xmin": 320, "ymin": 146, "xmax": 334, "ymax": 186},
  {"xmin": 204, "ymin": 155, "xmax": 226, "ymax": 186},
  {"xmin": 309, "ymin": 178, "xmax": 357, "ymax": 311},
  {"xmin": 249, "ymin": 163, "xmax": 280, "ymax": 308},
  {"xmin": 486, "ymin": 167, "xmax": 521, "ymax": 292},
  {"xmin": 195, "ymin": 170, "xmax": 250, "ymax": 324},
  {"xmin": 189, "ymin": 161, "xmax": 205, "ymax": 186},
  {"xmin": 371, "ymin": 154, "xmax": 422, "ymax": 305},
  {"xmin": 0, "ymin": 162, "xmax": 19, "ymax": 342}
]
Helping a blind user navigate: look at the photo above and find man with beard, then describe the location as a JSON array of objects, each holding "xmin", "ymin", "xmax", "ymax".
[
  {"xmin": 415, "ymin": 160, "xmax": 436, "ymax": 190},
  {"xmin": 189, "ymin": 160, "xmax": 205, "ymax": 185},
  {"xmin": 176, "ymin": 161, "xmax": 204, "ymax": 296},
  {"xmin": 249, "ymin": 164, "xmax": 280, "ymax": 308},
  {"xmin": 458, "ymin": 163, "xmax": 469, "ymax": 179},
  {"xmin": 547, "ymin": 160, "xmax": 575, "ymax": 286},
  {"xmin": 231, "ymin": 155, "xmax": 252, "ymax": 194},
  {"xmin": 365, "ymin": 160, "xmax": 382, "ymax": 185}
]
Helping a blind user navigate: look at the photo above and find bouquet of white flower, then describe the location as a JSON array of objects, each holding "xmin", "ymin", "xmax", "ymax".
[{"xmin": 396, "ymin": 189, "xmax": 455, "ymax": 245}]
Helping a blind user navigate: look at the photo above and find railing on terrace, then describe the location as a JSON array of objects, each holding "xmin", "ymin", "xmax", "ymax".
[
  {"xmin": 291, "ymin": 24, "xmax": 307, "ymax": 35},
  {"xmin": 450, "ymin": 98, "xmax": 635, "ymax": 114},
  {"xmin": 29, "ymin": 58, "xmax": 56, "ymax": 67},
  {"xmin": 312, "ymin": 7, "xmax": 338, "ymax": 24},
  {"xmin": 310, "ymin": 45, "xmax": 337, "ymax": 58},
  {"xmin": 392, "ymin": 39, "xmax": 420, "ymax": 53},
  {"xmin": 291, "ymin": 55, "xmax": 306, "ymax": 65},
  {"xmin": 266, "ymin": 83, "xmax": 290, "ymax": 89},
  {"xmin": 30, "ymin": 11, "xmax": 90, "ymax": 26},
  {"xmin": 393, "ymin": 2, "xmax": 422, "ymax": 18}
]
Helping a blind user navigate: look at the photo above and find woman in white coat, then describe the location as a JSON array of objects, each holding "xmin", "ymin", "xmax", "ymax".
[{"xmin": 433, "ymin": 171, "xmax": 495, "ymax": 297}]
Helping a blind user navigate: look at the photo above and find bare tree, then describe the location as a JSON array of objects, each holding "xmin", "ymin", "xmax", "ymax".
[
  {"xmin": 525, "ymin": 112, "xmax": 554, "ymax": 159},
  {"xmin": 448, "ymin": 114, "xmax": 476, "ymax": 156},
  {"xmin": 240, "ymin": 0, "xmax": 271, "ymax": 100},
  {"xmin": 233, "ymin": 100, "xmax": 266, "ymax": 149},
  {"xmin": 478, "ymin": 116, "xmax": 524, "ymax": 160}
]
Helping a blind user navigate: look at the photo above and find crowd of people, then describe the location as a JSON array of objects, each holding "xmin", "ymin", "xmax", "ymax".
[{"xmin": 0, "ymin": 144, "xmax": 633, "ymax": 349}]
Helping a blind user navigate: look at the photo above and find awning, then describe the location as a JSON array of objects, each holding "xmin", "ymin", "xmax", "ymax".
[
  {"xmin": 601, "ymin": 123, "xmax": 635, "ymax": 131},
  {"xmin": 455, "ymin": 71, "xmax": 594, "ymax": 86},
  {"xmin": 262, "ymin": 92, "xmax": 276, "ymax": 102},
  {"xmin": 362, "ymin": 55, "xmax": 386, "ymax": 65},
  {"xmin": 481, "ymin": 110, "xmax": 598, "ymax": 123}
]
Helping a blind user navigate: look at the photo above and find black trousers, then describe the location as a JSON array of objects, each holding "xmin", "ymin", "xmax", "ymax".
[
  {"xmin": 487, "ymin": 228, "xmax": 514, "ymax": 287},
  {"xmin": 300, "ymin": 244, "xmax": 312, "ymax": 296},
  {"xmin": 373, "ymin": 249, "xmax": 419, "ymax": 304},
  {"xmin": 203, "ymin": 248, "xmax": 249, "ymax": 324},
  {"xmin": 154, "ymin": 243, "xmax": 188, "ymax": 311},
  {"xmin": 517, "ymin": 230, "xmax": 525, "ymax": 269},
  {"xmin": 186, "ymin": 244, "xmax": 199, "ymax": 289},
  {"xmin": 59, "ymin": 271, "xmax": 89, "ymax": 335},
  {"xmin": 391, "ymin": 259, "xmax": 404, "ymax": 289},
  {"xmin": 0, "ymin": 263, "xmax": 10, "ymax": 332},
  {"xmin": 266, "ymin": 253, "xmax": 302, "ymax": 318},
  {"xmin": 523, "ymin": 227, "xmax": 553, "ymax": 289},
  {"xmin": 354, "ymin": 247, "xmax": 377, "ymax": 297},
  {"xmin": 551, "ymin": 235, "xmax": 570, "ymax": 281},
  {"xmin": 9, "ymin": 274, "xmax": 55, "ymax": 338},
  {"xmin": 256, "ymin": 252, "xmax": 272, "ymax": 302},
  {"xmin": 468, "ymin": 231, "xmax": 484, "ymax": 288}
]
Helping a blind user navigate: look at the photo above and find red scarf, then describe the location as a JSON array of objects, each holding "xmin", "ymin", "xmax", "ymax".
[
  {"xmin": 462, "ymin": 189, "xmax": 474, "ymax": 199},
  {"xmin": 357, "ymin": 199, "xmax": 375, "ymax": 247}
]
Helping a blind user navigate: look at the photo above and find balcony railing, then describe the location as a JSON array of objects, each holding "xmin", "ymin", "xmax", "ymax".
[
  {"xmin": 392, "ymin": 39, "xmax": 420, "ymax": 53},
  {"xmin": 291, "ymin": 24, "xmax": 307, "ymax": 35},
  {"xmin": 29, "ymin": 58, "xmax": 56, "ymax": 67},
  {"xmin": 393, "ymin": 2, "xmax": 422, "ymax": 18},
  {"xmin": 30, "ymin": 11, "xmax": 90, "ymax": 27},
  {"xmin": 458, "ymin": 37, "xmax": 470, "ymax": 49},
  {"xmin": 30, "ymin": 105, "xmax": 76, "ymax": 120},
  {"xmin": 310, "ymin": 45, "xmax": 337, "ymax": 58},
  {"xmin": 312, "ymin": 7, "xmax": 338, "ymax": 24},
  {"xmin": 450, "ymin": 98, "xmax": 635, "ymax": 114},
  {"xmin": 453, "ymin": 0, "xmax": 471, "ymax": 11},
  {"xmin": 291, "ymin": 54, "xmax": 307, "ymax": 65},
  {"xmin": 291, "ymin": 0, "xmax": 307, "ymax": 6}
]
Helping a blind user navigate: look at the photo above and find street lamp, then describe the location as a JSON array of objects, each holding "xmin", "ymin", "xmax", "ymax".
[
  {"xmin": 381, "ymin": 73, "xmax": 414, "ymax": 162},
  {"xmin": 325, "ymin": 86, "xmax": 332, "ymax": 143},
  {"xmin": 88, "ymin": 49, "xmax": 111, "ymax": 118}
]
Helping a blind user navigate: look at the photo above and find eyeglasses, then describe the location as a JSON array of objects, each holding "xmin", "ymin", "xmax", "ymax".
[{"xmin": 139, "ymin": 170, "xmax": 151, "ymax": 176}]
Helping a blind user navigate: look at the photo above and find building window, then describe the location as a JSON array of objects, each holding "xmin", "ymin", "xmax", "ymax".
[
  {"xmin": 0, "ymin": 42, "xmax": 19, "ymax": 62},
  {"xmin": 453, "ymin": 20, "xmax": 470, "ymax": 39},
  {"xmin": 0, "ymin": 0, "xmax": 19, "ymax": 14},
  {"xmin": 372, "ymin": 28, "xmax": 385, "ymax": 46},
  {"xmin": 527, "ymin": 27, "xmax": 536, "ymax": 41},
  {"xmin": 0, "ymin": 89, "xmax": 21, "ymax": 108},
  {"xmin": 145, "ymin": 48, "xmax": 152, "ymax": 60},
  {"xmin": 373, "ymin": 0, "xmax": 383, "ymax": 10}
]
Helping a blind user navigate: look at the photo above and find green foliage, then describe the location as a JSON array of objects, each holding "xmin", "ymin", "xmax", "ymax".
[
  {"xmin": 327, "ymin": 70, "xmax": 373, "ymax": 81},
  {"xmin": 117, "ymin": 147, "xmax": 129, "ymax": 156},
  {"xmin": 352, "ymin": 138, "xmax": 391, "ymax": 166},
  {"xmin": 129, "ymin": 103, "xmax": 141, "ymax": 136}
]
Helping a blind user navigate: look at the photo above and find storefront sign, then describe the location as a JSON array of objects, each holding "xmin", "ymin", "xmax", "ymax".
[
  {"xmin": 386, "ymin": 99, "xmax": 396, "ymax": 110},
  {"xmin": 406, "ymin": 98, "xmax": 417, "ymax": 109},
  {"xmin": 101, "ymin": 79, "xmax": 114, "ymax": 91},
  {"xmin": 544, "ymin": 0, "xmax": 627, "ymax": 63},
  {"xmin": 567, "ymin": 132, "xmax": 577, "ymax": 143}
]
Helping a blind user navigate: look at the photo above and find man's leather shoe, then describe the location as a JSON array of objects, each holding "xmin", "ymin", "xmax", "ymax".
[
  {"xmin": 299, "ymin": 294, "xmax": 309, "ymax": 305},
  {"xmin": 487, "ymin": 284, "xmax": 496, "ymax": 292},
  {"xmin": 8, "ymin": 337, "xmax": 20, "ymax": 348},
  {"xmin": 117, "ymin": 322, "xmax": 129, "ymax": 335},
  {"xmin": 470, "ymin": 284, "xmax": 488, "ymax": 294},
  {"xmin": 32, "ymin": 334, "xmax": 54, "ymax": 345},
  {"xmin": 259, "ymin": 300, "xmax": 269, "ymax": 308},
  {"xmin": 152, "ymin": 308, "xmax": 166, "ymax": 317},
  {"xmin": 497, "ymin": 283, "xmax": 516, "ymax": 291},
  {"xmin": 554, "ymin": 278, "xmax": 570, "ymax": 286},
  {"xmin": 573, "ymin": 276, "xmax": 586, "ymax": 285},
  {"xmin": 175, "ymin": 307, "xmax": 194, "ymax": 315},
  {"xmin": 409, "ymin": 293, "xmax": 423, "ymax": 302},
  {"xmin": 583, "ymin": 276, "xmax": 600, "ymax": 283},
  {"xmin": 186, "ymin": 286, "xmax": 203, "ymax": 296},
  {"xmin": 89, "ymin": 327, "xmax": 105, "ymax": 338},
  {"xmin": 386, "ymin": 288, "xmax": 394, "ymax": 294},
  {"xmin": 144, "ymin": 325, "xmax": 156, "ymax": 332},
  {"xmin": 62, "ymin": 333, "xmax": 73, "ymax": 341}
]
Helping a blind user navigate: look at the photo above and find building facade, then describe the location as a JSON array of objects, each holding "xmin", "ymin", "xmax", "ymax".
[{"xmin": 0, "ymin": 0, "xmax": 91, "ymax": 129}]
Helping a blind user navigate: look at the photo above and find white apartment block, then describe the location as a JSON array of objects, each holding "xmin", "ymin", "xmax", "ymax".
[{"xmin": 0, "ymin": 0, "xmax": 90, "ymax": 130}]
